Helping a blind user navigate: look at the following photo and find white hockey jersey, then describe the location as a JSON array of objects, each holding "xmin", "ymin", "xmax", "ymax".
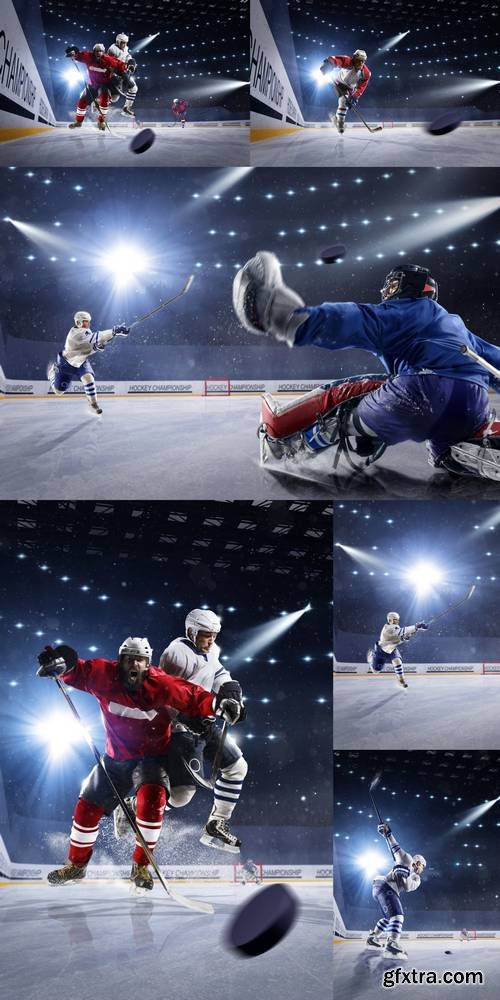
[
  {"xmin": 379, "ymin": 622, "xmax": 417, "ymax": 654},
  {"xmin": 108, "ymin": 43, "xmax": 133, "ymax": 65},
  {"xmin": 160, "ymin": 638, "xmax": 232, "ymax": 730},
  {"xmin": 373, "ymin": 835, "xmax": 421, "ymax": 897},
  {"xmin": 62, "ymin": 326, "xmax": 114, "ymax": 368}
]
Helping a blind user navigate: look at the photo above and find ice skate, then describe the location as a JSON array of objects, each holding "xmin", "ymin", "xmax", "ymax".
[
  {"xmin": 88, "ymin": 398, "xmax": 103, "ymax": 415},
  {"xmin": 130, "ymin": 863, "xmax": 154, "ymax": 890},
  {"xmin": 68, "ymin": 121, "xmax": 83, "ymax": 129},
  {"xmin": 113, "ymin": 796, "xmax": 135, "ymax": 839},
  {"xmin": 47, "ymin": 861, "xmax": 87, "ymax": 885},
  {"xmin": 398, "ymin": 678, "xmax": 408, "ymax": 689},
  {"xmin": 384, "ymin": 937, "xmax": 408, "ymax": 960},
  {"xmin": 97, "ymin": 120, "xmax": 106, "ymax": 131},
  {"xmin": 200, "ymin": 818, "xmax": 241, "ymax": 854},
  {"xmin": 121, "ymin": 106, "xmax": 135, "ymax": 117},
  {"xmin": 366, "ymin": 931, "xmax": 384, "ymax": 948}
]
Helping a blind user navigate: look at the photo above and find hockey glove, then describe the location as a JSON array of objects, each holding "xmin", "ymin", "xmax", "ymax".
[
  {"xmin": 112, "ymin": 324, "xmax": 130, "ymax": 337},
  {"xmin": 319, "ymin": 59, "xmax": 332, "ymax": 76},
  {"xmin": 127, "ymin": 60, "xmax": 137, "ymax": 74},
  {"xmin": 233, "ymin": 251, "xmax": 306, "ymax": 344},
  {"xmin": 37, "ymin": 646, "xmax": 68, "ymax": 677},
  {"xmin": 218, "ymin": 680, "xmax": 243, "ymax": 703},
  {"xmin": 65, "ymin": 46, "xmax": 79, "ymax": 58},
  {"xmin": 415, "ymin": 622, "xmax": 429, "ymax": 630},
  {"xmin": 177, "ymin": 715, "xmax": 216, "ymax": 739},
  {"xmin": 393, "ymin": 865, "xmax": 410, "ymax": 879},
  {"xmin": 377, "ymin": 822, "xmax": 391, "ymax": 837},
  {"xmin": 215, "ymin": 695, "xmax": 241, "ymax": 725},
  {"xmin": 347, "ymin": 95, "xmax": 358, "ymax": 109}
]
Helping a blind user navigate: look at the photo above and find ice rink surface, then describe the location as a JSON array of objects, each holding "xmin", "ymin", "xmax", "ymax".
[
  {"xmin": 334, "ymin": 937, "xmax": 498, "ymax": 1000},
  {"xmin": 4, "ymin": 394, "xmax": 500, "ymax": 500},
  {"xmin": 251, "ymin": 125, "xmax": 500, "ymax": 167},
  {"xmin": 1, "ymin": 880, "xmax": 331, "ymax": 1000},
  {"xmin": 0, "ymin": 123, "xmax": 250, "ymax": 167},
  {"xmin": 333, "ymin": 674, "xmax": 500, "ymax": 750}
]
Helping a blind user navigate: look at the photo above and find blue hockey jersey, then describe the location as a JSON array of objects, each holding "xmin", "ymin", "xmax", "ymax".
[{"xmin": 295, "ymin": 297, "xmax": 500, "ymax": 390}]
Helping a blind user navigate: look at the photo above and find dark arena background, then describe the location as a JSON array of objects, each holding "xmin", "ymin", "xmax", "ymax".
[
  {"xmin": 0, "ymin": 500, "xmax": 332, "ymax": 1000},
  {"xmin": 334, "ymin": 750, "xmax": 500, "ymax": 998},
  {"xmin": 333, "ymin": 501, "xmax": 500, "ymax": 749},
  {"xmin": 250, "ymin": 0, "xmax": 500, "ymax": 167}
]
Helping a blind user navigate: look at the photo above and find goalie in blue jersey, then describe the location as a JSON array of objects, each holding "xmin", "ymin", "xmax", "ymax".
[{"xmin": 233, "ymin": 253, "xmax": 500, "ymax": 480}]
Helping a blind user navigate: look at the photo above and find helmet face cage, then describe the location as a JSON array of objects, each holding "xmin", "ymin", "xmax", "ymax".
[{"xmin": 381, "ymin": 265, "xmax": 438, "ymax": 302}]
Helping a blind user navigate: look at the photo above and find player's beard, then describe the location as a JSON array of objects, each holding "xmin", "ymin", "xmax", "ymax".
[{"xmin": 119, "ymin": 662, "xmax": 148, "ymax": 692}]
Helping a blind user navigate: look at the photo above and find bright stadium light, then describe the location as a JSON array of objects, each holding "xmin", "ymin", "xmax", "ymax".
[
  {"xmin": 230, "ymin": 604, "xmax": 312, "ymax": 667},
  {"xmin": 455, "ymin": 797, "xmax": 500, "ymax": 830},
  {"xmin": 356, "ymin": 850, "xmax": 387, "ymax": 878},
  {"xmin": 312, "ymin": 67, "xmax": 332, "ymax": 87},
  {"xmin": 63, "ymin": 66, "xmax": 81, "ymax": 88},
  {"xmin": 100, "ymin": 243, "xmax": 151, "ymax": 286},
  {"xmin": 33, "ymin": 712, "xmax": 88, "ymax": 759},
  {"xmin": 405, "ymin": 561, "xmax": 444, "ymax": 595}
]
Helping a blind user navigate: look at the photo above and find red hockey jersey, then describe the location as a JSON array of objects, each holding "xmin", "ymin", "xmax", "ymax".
[
  {"xmin": 61, "ymin": 658, "xmax": 215, "ymax": 760},
  {"xmin": 74, "ymin": 51, "xmax": 125, "ymax": 88},
  {"xmin": 326, "ymin": 55, "xmax": 371, "ymax": 98}
]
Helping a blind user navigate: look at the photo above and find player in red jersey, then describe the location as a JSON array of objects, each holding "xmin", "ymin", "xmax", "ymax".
[
  {"xmin": 65, "ymin": 43, "xmax": 127, "ymax": 130},
  {"xmin": 171, "ymin": 98, "xmax": 188, "ymax": 127},
  {"xmin": 37, "ymin": 637, "xmax": 242, "ymax": 889},
  {"xmin": 319, "ymin": 49, "xmax": 371, "ymax": 133}
]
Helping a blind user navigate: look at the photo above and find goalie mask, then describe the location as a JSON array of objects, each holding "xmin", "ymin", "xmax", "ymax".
[
  {"xmin": 185, "ymin": 608, "xmax": 222, "ymax": 643},
  {"xmin": 381, "ymin": 264, "xmax": 438, "ymax": 303},
  {"xmin": 74, "ymin": 310, "xmax": 91, "ymax": 327},
  {"xmin": 387, "ymin": 611, "xmax": 400, "ymax": 624}
]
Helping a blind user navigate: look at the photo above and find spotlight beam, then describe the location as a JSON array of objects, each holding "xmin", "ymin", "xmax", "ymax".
[{"xmin": 229, "ymin": 605, "xmax": 312, "ymax": 667}]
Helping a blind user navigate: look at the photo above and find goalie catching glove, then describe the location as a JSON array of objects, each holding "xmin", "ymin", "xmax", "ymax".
[{"xmin": 233, "ymin": 251, "xmax": 307, "ymax": 346}]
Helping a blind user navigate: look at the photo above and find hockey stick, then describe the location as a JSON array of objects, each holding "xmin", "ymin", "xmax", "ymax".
[
  {"xmin": 182, "ymin": 720, "xmax": 228, "ymax": 791},
  {"xmin": 128, "ymin": 274, "xmax": 195, "ymax": 331},
  {"xmin": 426, "ymin": 583, "xmax": 475, "ymax": 626},
  {"xmin": 369, "ymin": 772, "xmax": 397, "ymax": 861},
  {"xmin": 460, "ymin": 345, "xmax": 500, "ymax": 381},
  {"xmin": 50, "ymin": 648, "xmax": 213, "ymax": 914},
  {"xmin": 348, "ymin": 103, "xmax": 383, "ymax": 133}
]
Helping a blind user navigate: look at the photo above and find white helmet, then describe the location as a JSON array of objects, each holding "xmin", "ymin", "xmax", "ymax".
[
  {"xmin": 93, "ymin": 43, "xmax": 105, "ymax": 55},
  {"xmin": 74, "ymin": 310, "xmax": 91, "ymax": 327},
  {"xmin": 185, "ymin": 608, "xmax": 221, "ymax": 643},
  {"xmin": 387, "ymin": 611, "xmax": 400, "ymax": 624},
  {"xmin": 412, "ymin": 854, "xmax": 427, "ymax": 872},
  {"xmin": 173, "ymin": 98, "xmax": 179, "ymax": 104},
  {"xmin": 118, "ymin": 636, "xmax": 152, "ymax": 663},
  {"xmin": 116, "ymin": 33, "xmax": 129, "ymax": 45},
  {"xmin": 353, "ymin": 49, "xmax": 367, "ymax": 62}
]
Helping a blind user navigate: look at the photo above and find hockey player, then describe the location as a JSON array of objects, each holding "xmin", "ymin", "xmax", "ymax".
[
  {"xmin": 367, "ymin": 822, "xmax": 427, "ymax": 960},
  {"xmin": 65, "ymin": 44, "xmax": 127, "ymax": 130},
  {"xmin": 114, "ymin": 609, "xmax": 248, "ymax": 853},
  {"xmin": 319, "ymin": 49, "xmax": 371, "ymax": 133},
  {"xmin": 233, "ymin": 253, "xmax": 500, "ymax": 479},
  {"xmin": 367, "ymin": 612, "xmax": 429, "ymax": 688},
  {"xmin": 36, "ymin": 638, "xmax": 242, "ymax": 890},
  {"xmin": 107, "ymin": 33, "xmax": 138, "ymax": 117},
  {"xmin": 171, "ymin": 98, "xmax": 188, "ymax": 127},
  {"xmin": 239, "ymin": 859, "xmax": 262, "ymax": 884},
  {"xmin": 46, "ymin": 311, "xmax": 130, "ymax": 414}
]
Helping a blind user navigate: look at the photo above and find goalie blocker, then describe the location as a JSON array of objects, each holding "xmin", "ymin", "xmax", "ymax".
[{"xmin": 258, "ymin": 375, "xmax": 500, "ymax": 480}]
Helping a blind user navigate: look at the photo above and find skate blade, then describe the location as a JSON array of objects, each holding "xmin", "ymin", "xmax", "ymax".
[
  {"xmin": 128, "ymin": 881, "xmax": 153, "ymax": 896},
  {"xmin": 199, "ymin": 833, "xmax": 240, "ymax": 854}
]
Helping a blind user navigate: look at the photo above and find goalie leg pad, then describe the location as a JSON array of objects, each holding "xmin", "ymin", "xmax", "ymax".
[{"xmin": 232, "ymin": 251, "xmax": 307, "ymax": 344}]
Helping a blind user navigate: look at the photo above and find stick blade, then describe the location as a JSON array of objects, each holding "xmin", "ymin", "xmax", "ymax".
[
  {"xmin": 369, "ymin": 771, "xmax": 382, "ymax": 794},
  {"xmin": 182, "ymin": 755, "xmax": 215, "ymax": 790}
]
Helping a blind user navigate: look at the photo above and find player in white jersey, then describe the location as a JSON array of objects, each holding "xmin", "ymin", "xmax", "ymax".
[
  {"xmin": 107, "ymin": 32, "xmax": 138, "ymax": 116},
  {"xmin": 46, "ymin": 311, "xmax": 129, "ymax": 414},
  {"xmin": 239, "ymin": 859, "xmax": 262, "ymax": 884},
  {"xmin": 367, "ymin": 822, "xmax": 427, "ymax": 960},
  {"xmin": 114, "ymin": 609, "xmax": 248, "ymax": 853},
  {"xmin": 319, "ymin": 50, "xmax": 371, "ymax": 133},
  {"xmin": 367, "ymin": 612, "xmax": 428, "ymax": 688}
]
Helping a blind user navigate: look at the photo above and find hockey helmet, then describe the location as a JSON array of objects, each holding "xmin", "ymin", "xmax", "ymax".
[
  {"xmin": 352, "ymin": 49, "xmax": 367, "ymax": 63},
  {"xmin": 93, "ymin": 43, "xmax": 106, "ymax": 56},
  {"xmin": 74, "ymin": 310, "xmax": 91, "ymax": 327},
  {"xmin": 118, "ymin": 636, "xmax": 153, "ymax": 663},
  {"xmin": 116, "ymin": 33, "xmax": 129, "ymax": 46},
  {"xmin": 387, "ymin": 611, "xmax": 400, "ymax": 624},
  {"xmin": 185, "ymin": 608, "xmax": 222, "ymax": 643},
  {"xmin": 381, "ymin": 264, "xmax": 438, "ymax": 303},
  {"xmin": 412, "ymin": 854, "xmax": 427, "ymax": 873}
]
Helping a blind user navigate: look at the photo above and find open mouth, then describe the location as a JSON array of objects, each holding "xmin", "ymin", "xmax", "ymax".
[{"xmin": 128, "ymin": 669, "xmax": 139, "ymax": 683}]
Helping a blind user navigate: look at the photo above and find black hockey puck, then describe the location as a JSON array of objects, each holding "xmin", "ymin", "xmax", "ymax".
[
  {"xmin": 444, "ymin": 949, "xmax": 452, "ymax": 954},
  {"xmin": 130, "ymin": 128, "xmax": 156, "ymax": 154},
  {"xmin": 320, "ymin": 243, "xmax": 347, "ymax": 263},
  {"xmin": 426, "ymin": 112, "xmax": 463, "ymax": 136},
  {"xmin": 225, "ymin": 884, "xmax": 299, "ymax": 957}
]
